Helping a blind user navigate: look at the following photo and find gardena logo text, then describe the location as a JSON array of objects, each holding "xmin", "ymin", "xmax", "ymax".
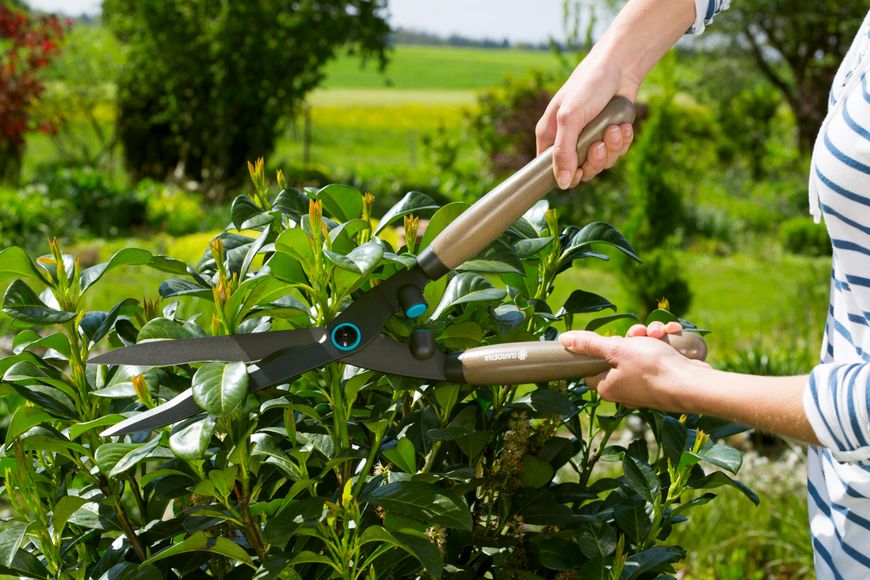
[{"xmin": 483, "ymin": 349, "xmax": 528, "ymax": 362}]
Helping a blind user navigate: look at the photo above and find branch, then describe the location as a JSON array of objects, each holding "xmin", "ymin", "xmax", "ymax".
[{"xmin": 740, "ymin": 18, "xmax": 794, "ymax": 100}]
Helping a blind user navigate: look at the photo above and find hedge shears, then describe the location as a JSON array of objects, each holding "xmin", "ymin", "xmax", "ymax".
[{"xmin": 91, "ymin": 97, "xmax": 707, "ymax": 437}]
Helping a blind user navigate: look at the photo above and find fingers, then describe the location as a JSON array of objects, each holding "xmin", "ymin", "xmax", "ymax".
[
  {"xmin": 535, "ymin": 98, "xmax": 559, "ymax": 156},
  {"xmin": 559, "ymin": 330, "xmax": 617, "ymax": 361},
  {"xmin": 551, "ymin": 104, "xmax": 586, "ymax": 189},
  {"xmin": 580, "ymin": 123, "xmax": 634, "ymax": 183},
  {"xmin": 627, "ymin": 320, "xmax": 682, "ymax": 338}
]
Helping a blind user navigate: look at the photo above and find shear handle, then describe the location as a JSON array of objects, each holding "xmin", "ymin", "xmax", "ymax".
[
  {"xmin": 416, "ymin": 96, "xmax": 636, "ymax": 279},
  {"xmin": 445, "ymin": 331, "xmax": 706, "ymax": 385}
]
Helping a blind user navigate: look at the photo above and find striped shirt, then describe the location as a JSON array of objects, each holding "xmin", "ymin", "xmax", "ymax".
[
  {"xmin": 804, "ymin": 9, "xmax": 870, "ymax": 579},
  {"xmin": 688, "ymin": 2, "xmax": 870, "ymax": 576}
]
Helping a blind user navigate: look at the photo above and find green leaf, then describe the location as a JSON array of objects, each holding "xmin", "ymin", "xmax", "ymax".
[
  {"xmin": 623, "ymin": 455, "xmax": 660, "ymax": 503},
  {"xmin": 431, "ymin": 272, "xmax": 506, "ymax": 318},
  {"xmin": 109, "ymin": 437, "xmax": 162, "ymax": 477},
  {"xmin": 170, "ymin": 416, "xmax": 216, "ymax": 460},
  {"xmin": 231, "ymin": 195, "xmax": 267, "ymax": 230},
  {"xmin": 522, "ymin": 200, "xmax": 550, "ymax": 234},
  {"xmin": 52, "ymin": 496, "xmax": 88, "ymax": 541},
  {"xmin": 621, "ymin": 545, "xmax": 685, "ymax": 580},
  {"xmin": 427, "ymin": 406, "xmax": 477, "ymax": 441},
  {"xmin": 192, "ymin": 362, "xmax": 249, "ymax": 417},
  {"xmin": 314, "ymin": 183, "xmax": 362, "ymax": 222},
  {"xmin": 577, "ymin": 521, "xmax": 617, "ymax": 559},
  {"xmin": 80, "ymin": 248, "xmax": 153, "ymax": 293},
  {"xmin": 324, "ymin": 241, "xmax": 384, "ymax": 274},
  {"xmin": 514, "ymin": 236, "xmax": 554, "ymax": 259},
  {"xmin": 137, "ymin": 317, "xmax": 201, "ymax": 341},
  {"xmin": 436, "ymin": 321, "xmax": 484, "ymax": 349},
  {"xmin": 360, "ymin": 526, "xmax": 443, "ymax": 578},
  {"xmin": 375, "ymin": 191, "xmax": 440, "ymax": 235},
  {"xmin": 5, "ymin": 406, "xmax": 51, "ymax": 446},
  {"xmin": 288, "ymin": 551, "xmax": 340, "ymax": 572},
  {"xmin": 79, "ymin": 298, "xmax": 140, "ymax": 345},
  {"xmin": 69, "ymin": 415, "xmax": 125, "ymax": 440},
  {"xmin": 0, "ymin": 246, "xmax": 46, "ymax": 284},
  {"xmin": 689, "ymin": 471, "xmax": 759, "ymax": 505},
  {"xmin": 559, "ymin": 290, "xmax": 616, "ymax": 315},
  {"xmin": 159, "ymin": 278, "xmax": 212, "ymax": 299},
  {"xmin": 559, "ymin": 222, "xmax": 640, "ymax": 268},
  {"xmin": 273, "ymin": 187, "xmax": 310, "ymax": 217},
  {"xmin": 527, "ymin": 389, "xmax": 576, "ymax": 416},
  {"xmin": 12, "ymin": 330, "xmax": 71, "ymax": 357},
  {"xmin": 2, "ymin": 279, "xmax": 76, "ymax": 324},
  {"xmin": 364, "ymin": 481, "xmax": 472, "ymax": 531},
  {"xmin": 0, "ymin": 521, "xmax": 27, "ymax": 568},
  {"xmin": 456, "ymin": 238, "xmax": 524, "ymax": 275},
  {"xmin": 142, "ymin": 531, "xmax": 253, "ymax": 568},
  {"xmin": 275, "ymin": 227, "xmax": 315, "ymax": 266},
  {"xmin": 697, "ymin": 442, "xmax": 742, "ymax": 474},
  {"xmin": 645, "ymin": 309, "xmax": 678, "ymax": 325},
  {"xmin": 382, "ymin": 438, "xmax": 416, "ymax": 473},
  {"xmin": 661, "ymin": 416, "xmax": 688, "ymax": 468},
  {"xmin": 519, "ymin": 455, "xmax": 554, "ymax": 488},
  {"xmin": 530, "ymin": 535, "xmax": 587, "ymax": 570},
  {"xmin": 418, "ymin": 202, "xmax": 470, "ymax": 251},
  {"xmin": 585, "ymin": 313, "xmax": 638, "ymax": 332},
  {"xmin": 613, "ymin": 498, "xmax": 651, "ymax": 543}
]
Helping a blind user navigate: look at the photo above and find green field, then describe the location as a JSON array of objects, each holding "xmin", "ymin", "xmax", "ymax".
[{"xmin": 322, "ymin": 44, "xmax": 561, "ymax": 90}]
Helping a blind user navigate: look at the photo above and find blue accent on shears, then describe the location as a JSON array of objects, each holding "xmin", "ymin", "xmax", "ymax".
[
  {"xmin": 331, "ymin": 322, "xmax": 362, "ymax": 351},
  {"xmin": 405, "ymin": 303, "xmax": 427, "ymax": 318}
]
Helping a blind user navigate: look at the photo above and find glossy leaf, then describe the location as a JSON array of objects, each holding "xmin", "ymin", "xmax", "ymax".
[
  {"xmin": 360, "ymin": 525, "xmax": 443, "ymax": 578},
  {"xmin": 231, "ymin": 195, "xmax": 267, "ymax": 230},
  {"xmin": 613, "ymin": 498, "xmax": 651, "ymax": 543},
  {"xmin": 622, "ymin": 545, "xmax": 685, "ymax": 579},
  {"xmin": 69, "ymin": 415, "xmax": 126, "ymax": 440},
  {"xmin": 0, "ymin": 246, "xmax": 46, "ymax": 284},
  {"xmin": 5, "ymin": 406, "xmax": 51, "ymax": 446},
  {"xmin": 314, "ymin": 183, "xmax": 363, "ymax": 222},
  {"xmin": 519, "ymin": 455, "xmax": 554, "ymax": 488},
  {"xmin": 80, "ymin": 248, "xmax": 153, "ymax": 293},
  {"xmin": 418, "ymin": 202, "xmax": 470, "ymax": 251},
  {"xmin": 0, "ymin": 521, "xmax": 27, "ymax": 568},
  {"xmin": 11, "ymin": 330, "xmax": 70, "ymax": 357},
  {"xmin": 273, "ymin": 187, "xmax": 310, "ymax": 217},
  {"xmin": 159, "ymin": 278, "xmax": 212, "ymax": 299},
  {"xmin": 79, "ymin": 298, "xmax": 140, "ymax": 345},
  {"xmin": 192, "ymin": 362, "xmax": 249, "ymax": 417},
  {"xmin": 531, "ymin": 535, "xmax": 586, "ymax": 570},
  {"xmin": 375, "ymin": 191, "xmax": 440, "ymax": 235},
  {"xmin": 142, "ymin": 531, "xmax": 253, "ymax": 568},
  {"xmin": 697, "ymin": 442, "xmax": 743, "ymax": 474},
  {"xmin": 689, "ymin": 471, "xmax": 759, "ymax": 505},
  {"xmin": 457, "ymin": 238, "xmax": 523, "ymax": 275},
  {"xmin": 577, "ymin": 521, "xmax": 618, "ymax": 559},
  {"xmin": 623, "ymin": 455, "xmax": 660, "ymax": 503},
  {"xmin": 364, "ymin": 481, "xmax": 472, "ymax": 531},
  {"xmin": 275, "ymin": 227, "xmax": 315, "ymax": 266},
  {"xmin": 3, "ymin": 279, "xmax": 76, "ymax": 324},
  {"xmin": 52, "ymin": 496, "xmax": 88, "ymax": 541},
  {"xmin": 559, "ymin": 222, "xmax": 640, "ymax": 268},
  {"xmin": 109, "ymin": 436, "xmax": 162, "ymax": 477},
  {"xmin": 170, "ymin": 416, "xmax": 217, "ymax": 460},
  {"xmin": 661, "ymin": 416, "xmax": 689, "ymax": 468},
  {"xmin": 382, "ymin": 438, "xmax": 416, "ymax": 473},
  {"xmin": 560, "ymin": 290, "xmax": 616, "ymax": 315},
  {"xmin": 431, "ymin": 272, "xmax": 506, "ymax": 318}
]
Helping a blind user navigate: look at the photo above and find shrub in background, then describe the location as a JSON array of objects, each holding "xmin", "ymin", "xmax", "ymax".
[
  {"xmin": 779, "ymin": 216, "xmax": 831, "ymax": 257},
  {"xmin": 0, "ymin": 163, "xmax": 755, "ymax": 577},
  {"xmin": 138, "ymin": 180, "xmax": 210, "ymax": 236}
]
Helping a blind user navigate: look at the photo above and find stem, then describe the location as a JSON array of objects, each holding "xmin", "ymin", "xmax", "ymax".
[
  {"xmin": 128, "ymin": 475, "xmax": 147, "ymax": 522},
  {"xmin": 235, "ymin": 426, "xmax": 267, "ymax": 561},
  {"xmin": 420, "ymin": 441, "xmax": 443, "ymax": 474},
  {"xmin": 110, "ymin": 487, "xmax": 147, "ymax": 562}
]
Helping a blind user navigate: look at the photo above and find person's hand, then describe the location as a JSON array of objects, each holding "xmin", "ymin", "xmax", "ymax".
[
  {"xmin": 535, "ymin": 51, "xmax": 639, "ymax": 189},
  {"xmin": 558, "ymin": 322, "xmax": 710, "ymax": 412}
]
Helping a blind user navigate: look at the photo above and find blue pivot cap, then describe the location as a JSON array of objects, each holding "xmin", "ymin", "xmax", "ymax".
[{"xmin": 398, "ymin": 285, "xmax": 427, "ymax": 319}]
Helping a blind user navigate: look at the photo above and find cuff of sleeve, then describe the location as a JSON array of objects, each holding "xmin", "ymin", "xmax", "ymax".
[
  {"xmin": 687, "ymin": 0, "xmax": 730, "ymax": 35},
  {"xmin": 804, "ymin": 362, "xmax": 870, "ymax": 465}
]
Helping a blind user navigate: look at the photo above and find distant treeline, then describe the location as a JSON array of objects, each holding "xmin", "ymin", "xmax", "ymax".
[{"xmin": 390, "ymin": 27, "xmax": 550, "ymax": 51}]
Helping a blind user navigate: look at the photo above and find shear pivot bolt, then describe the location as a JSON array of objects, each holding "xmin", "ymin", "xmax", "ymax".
[
  {"xmin": 331, "ymin": 323, "xmax": 361, "ymax": 351},
  {"xmin": 399, "ymin": 285, "xmax": 427, "ymax": 318},
  {"xmin": 410, "ymin": 328, "xmax": 436, "ymax": 360}
]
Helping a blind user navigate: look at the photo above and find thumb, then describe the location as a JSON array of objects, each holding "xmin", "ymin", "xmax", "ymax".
[{"xmin": 559, "ymin": 331, "xmax": 617, "ymax": 361}]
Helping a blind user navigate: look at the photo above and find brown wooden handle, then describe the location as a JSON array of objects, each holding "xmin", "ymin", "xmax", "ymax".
[
  {"xmin": 445, "ymin": 331, "xmax": 707, "ymax": 385},
  {"xmin": 416, "ymin": 96, "xmax": 637, "ymax": 279}
]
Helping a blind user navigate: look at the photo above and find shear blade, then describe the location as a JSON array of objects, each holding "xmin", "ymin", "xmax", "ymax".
[{"xmin": 88, "ymin": 328, "xmax": 321, "ymax": 366}]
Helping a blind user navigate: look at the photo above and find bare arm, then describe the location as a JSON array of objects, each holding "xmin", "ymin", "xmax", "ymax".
[
  {"xmin": 537, "ymin": 0, "xmax": 697, "ymax": 188},
  {"xmin": 559, "ymin": 330, "xmax": 819, "ymax": 444}
]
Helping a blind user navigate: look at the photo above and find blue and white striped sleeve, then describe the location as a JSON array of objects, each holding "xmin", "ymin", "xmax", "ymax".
[
  {"xmin": 805, "ymin": 363, "xmax": 870, "ymax": 464},
  {"xmin": 687, "ymin": 0, "xmax": 731, "ymax": 35}
]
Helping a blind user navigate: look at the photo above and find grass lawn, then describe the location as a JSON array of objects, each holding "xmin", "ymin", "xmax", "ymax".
[{"xmin": 322, "ymin": 44, "xmax": 562, "ymax": 90}]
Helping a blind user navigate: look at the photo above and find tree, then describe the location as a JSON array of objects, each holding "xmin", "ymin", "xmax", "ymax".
[
  {"xmin": 719, "ymin": 0, "xmax": 866, "ymax": 152},
  {"xmin": 0, "ymin": 1, "xmax": 64, "ymax": 183},
  {"xmin": 102, "ymin": 0, "xmax": 389, "ymax": 191}
]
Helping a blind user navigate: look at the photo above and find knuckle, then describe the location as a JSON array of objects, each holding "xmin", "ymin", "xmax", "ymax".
[{"xmin": 556, "ymin": 105, "xmax": 578, "ymax": 125}]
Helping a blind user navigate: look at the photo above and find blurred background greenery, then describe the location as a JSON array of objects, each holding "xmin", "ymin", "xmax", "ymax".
[{"xmin": 3, "ymin": 0, "xmax": 863, "ymax": 577}]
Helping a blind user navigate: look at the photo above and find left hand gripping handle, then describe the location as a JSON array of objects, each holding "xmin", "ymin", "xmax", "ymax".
[
  {"xmin": 445, "ymin": 332, "xmax": 707, "ymax": 385},
  {"xmin": 416, "ymin": 96, "xmax": 636, "ymax": 279}
]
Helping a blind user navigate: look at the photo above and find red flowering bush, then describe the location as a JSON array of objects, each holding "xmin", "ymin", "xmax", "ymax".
[{"xmin": 0, "ymin": 3, "xmax": 65, "ymax": 182}]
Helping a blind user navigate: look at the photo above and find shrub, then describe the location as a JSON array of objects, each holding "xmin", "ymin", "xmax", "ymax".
[
  {"xmin": 42, "ymin": 166, "xmax": 145, "ymax": 238},
  {"xmin": 138, "ymin": 180, "xmax": 209, "ymax": 236},
  {"xmin": 0, "ymin": 167, "xmax": 753, "ymax": 577},
  {"xmin": 0, "ymin": 183, "xmax": 70, "ymax": 250},
  {"xmin": 779, "ymin": 216, "xmax": 831, "ymax": 257},
  {"xmin": 621, "ymin": 248, "xmax": 693, "ymax": 317}
]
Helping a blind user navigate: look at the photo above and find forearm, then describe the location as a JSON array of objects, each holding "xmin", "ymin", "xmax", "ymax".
[
  {"xmin": 670, "ymin": 367, "xmax": 819, "ymax": 444},
  {"xmin": 592, "ymin": 0, "xmax": 697, "ymax": 93}
]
